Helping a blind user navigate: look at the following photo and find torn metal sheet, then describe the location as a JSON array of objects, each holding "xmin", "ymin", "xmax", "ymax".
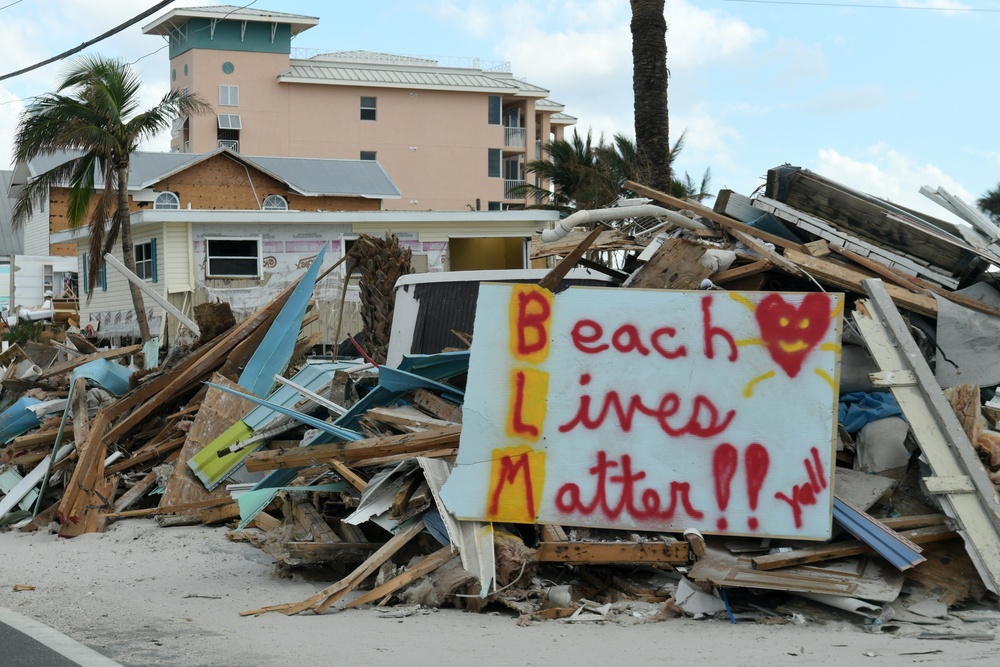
[
  {"xmin": 794, "ymin": 592, "xmax": 882, "ymax": 619},
  {"xmin": 0, "ymin": 444, "xmax": 74, "ymax": 521},
  {"xmin": 249, "ymin": 351, "xmax": 470, "ymax": 498},
  {"xmin": 240, "ymin": 243, "xmax": 327, "ymax": 399},
  {"xmin": 833, "ymin": 496, "xmax": 925, "ymax": 571},
  {"xmin": 71, "ymin": 359, "xmax": 132, "ymax": 396},
  {"xmin": 344, "ymin": 462, "xmax": 417, "ymax": 527},
  {"xmin": 0, "ymin": 397, "xmax": 42, "ymax": 444},
  {"xmin": 932, "ymin": 282, "xmax": 1000, "ymax": 389},
  {"xmin": 418, "ymin": 456, "xmax": 496, "ymax": 597},
  {"xmin": 188, "ymin": 362, "xmax": 363, "ymax": 489}
]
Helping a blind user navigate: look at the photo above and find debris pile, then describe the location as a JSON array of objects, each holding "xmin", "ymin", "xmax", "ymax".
[{"xmin": 2, "ymin": 174, "xmax": 1000, "ymax": 635}]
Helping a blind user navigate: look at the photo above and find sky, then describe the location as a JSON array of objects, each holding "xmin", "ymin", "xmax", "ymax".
[{"xmin": 0, "ymin": 0, "xmax": 997, "ymax": 223}]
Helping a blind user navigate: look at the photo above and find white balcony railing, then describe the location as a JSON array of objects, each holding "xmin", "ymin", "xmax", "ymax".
[
  {"xmin": 535, "ymin": 139, "xmax": 542, "ymax": 159},
  {"xmin": 218, "ymin": 139, "xmax": 239, "ymax": 152},
  {"xmin": 504, "ymin": 126, "xmax": 526, "ymax": 148},
  {"xmin": 504, "ymin": 179, "xmax": 526, "ymax": 199}
]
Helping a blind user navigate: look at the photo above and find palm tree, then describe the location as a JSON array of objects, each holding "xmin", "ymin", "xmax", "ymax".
[
  {"xmin": 12, "ymin": 55, "xmax": 209, "ymax": 343},
  {"xmin": 977, "ymin": 184, "xmax": 1000, "ymax": 223},
  {"xmin": 522, "ymin": 129, "xmax": 711, "ymax": 211},
  {"xmin": 630, "ymin": 0, "xmax": 670, "ymax": 193}
]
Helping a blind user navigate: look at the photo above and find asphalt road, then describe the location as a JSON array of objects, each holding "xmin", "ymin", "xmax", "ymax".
[{"xmin": 0, "ymin": 608, "xmax": 123, "ymax": 667}]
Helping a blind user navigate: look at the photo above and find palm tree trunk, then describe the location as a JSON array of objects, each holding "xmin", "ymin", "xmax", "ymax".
[
  {"xmin": 630, "ymin": 0, "xmax": 670, "ymax": 193},
  {"xmin": 117, "ymin": 161, "xmax": 152, "ymax": 343}
]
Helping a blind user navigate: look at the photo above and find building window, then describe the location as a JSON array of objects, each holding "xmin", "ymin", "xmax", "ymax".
[
  {"xmin": 262, "ymin": 194, "xmax": 288, "ymax": 211},
  {"xmin": 134, "ymin": 239, "xmax": 158, "ymax": 282},
  {"xmin": 207, "ymin": 238, "xmax": 260, "ymax": 277},
  {"xmin": 488, "ymin": 201, "xmax": 502, "ymax": 211},
  {"xmin": 488, "ymin": 148, "xmax": 501, "ymax": 178},
  {"xmin": 488, "ymin": 95, "xmax": 501, "ymax": 125},
  {"xmin": 219, "ymin": 85, "xmax": 239, "ymax": 106},
  {"xmin": 154, "ymin": 192, "xmax": 180, "ymax": 210},
  {"xmin": 360, "ymin": 96, "xmax": 377, "ymax": 121},
  {"xmin": 82, "ymin": 254, "xmax": 106, "ymax": 293},
  {"xmin": 218, "ymin": 113, "xmax": 242, "ymax": 152},
  {"xmin": 360, "ymin": 151, "xmax": 377, "ymax": 161}
]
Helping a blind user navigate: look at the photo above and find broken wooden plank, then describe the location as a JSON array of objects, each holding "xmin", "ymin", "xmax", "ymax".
[
  {"xmin": 242, "ymin": 519, "xmax": 427, "ymax": 616},
  {"xmin": 784, "ymin": 249, "xmax": 937, "ymax": 317},
  {"xmin": 410, "ymin": 389, "xmax": 462, "ymax": 424},
  {"xmin": 38, "ymin": 345, "xmax": 142, "ymax": 380},
  {"xmin": 344, "ymin": 546, "xmax": 454, "ymax": 609},
  {"xmin": 854, "ymin": 279, "xmax": 1000, "ymax": 594},
  {"xmin": 365, "ymin": 405, "xmax": 457, "ymax": 430},
  {"xmin": 243, "ymin": 426, "xmax": 462, "ymax": 472},
  {"xmin": 711, "ymin": 260, "xmax": 773, "ymax": 285},
  {"xmin": 751, "ymin": 525, "xmax": 957, "ymax": 571},
  {"xmin": 535, "ymin": 540, "xmax": 689, "ymax": 565},
  {"xmin": 626, "ymin": 237, "xmax": 713, "ymax": 290}
]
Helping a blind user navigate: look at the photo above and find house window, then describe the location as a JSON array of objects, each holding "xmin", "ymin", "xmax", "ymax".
[
  {"xmin": 487, "ymin": 201, "xmax": 502, "ymax": 211},
  {"xmin": 360, "ymin": 96, "xmax": 377, "ymax": 121},
  {"xmin": 219, "ymin": 85, "xmax": 239, "ymax": 106},
  {"xmin": 262, "ymin": 194, "xmax": 288, "ymax": 211},
  {"xmin": 207, "ymin": 238, "xmax": 260, "ymax": 277},
  {"xmin": 134, "ymin": 239, "xmax": 158, "ymax": 282},
  {"xmin": 82, "ymin": 254, "xmax": 106, "ymax": 293},
  {"xmin": 488, "ymin": 95, "xmax": 501, "ymax": 125},
  {"xmin": 360, "ymin": 151, "xmax": 377, "ymax": 161},
  {"xmin": 218, "ymin": 113, "xmax": 241, "ymax": 152},
  {"xmin": 154, "ymin": 192, "xmax": 180, "ymax": 210},
  {"xmin": 488, "ymin": 148, "xmax": 501, "ymax": 178}
]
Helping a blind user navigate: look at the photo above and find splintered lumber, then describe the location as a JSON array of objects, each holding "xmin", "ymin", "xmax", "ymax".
[
  {"xmin": 38, "ymin": 344, "xmax": 142, "ymax": 380},
  {"xmin": 625, "ymin": 180, "xmax": 804, "ymax": 252},
  {"xmin": 102, "ymin": 284, "xmax": 295, "ymax": 444},
  {"xmin": 784, "ymin": 248, "xmax": 938, "ymax": 317},
  {"xmin": 627, "ymin": 237, "xmax": 714, "ymax": 289},
  {"xmin": 243, "ymin": 425, "xmax": 462, "ymax": 472},
  {"xmin": 535, "ymin": 539, "xmax": 689, "ymax": 565},
  {"xmin": 537, "ymin": 224, "xmax": 607, "ymax": 292},
  {"xmin": 104, "ymin": 437, "xmax": 186, "ymax": 475},
  {"xmin": 751, "ymin": 525, "xmax": 957, "ymax": 571},
  {"xmin": 411, "ymin": 389, "xmax": 462, "ymax": 424},
  {"xmin": 365, "ymin": 406, "xmax": 457, "ymax": 430},
  {"xmin": 330, "ymin": 460, "xmax": 368, "ymax": 492},
  {"xmin": 711, "ymin": 260, "xmax": 772, "ymax": 285},
  {"xmin": 243, "ymin": 519, "xmax": 427, "ymax": 616},
  {"xmin": 103, "ymin": 497, "xmax": 233, "ymax": 521},
  {"xmin": 282, "ymin": 542, "xmax": 381, "ymax": 561},
  {"xmin": 344, "ymin": 546, "xmax": 455, "ymax": 609},
  {"xmin": 292, "ymin": 498, "xmax": 341, "ymax": 543},
  {"xmin": 58, "ymin": 410, "xmax": 110, "ymax": 537}
]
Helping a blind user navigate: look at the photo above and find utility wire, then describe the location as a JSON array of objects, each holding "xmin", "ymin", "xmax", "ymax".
[
  {"xmin": 720, "ymin": 0, "xmax": 1000, "ymax": 11},
  {"xmin": 0, "ymin": 0, "xmax": 176, "ymax": 82},
  {"xmin": 0, "ymin": 0, "xmax": 27, "ymax": 11}
]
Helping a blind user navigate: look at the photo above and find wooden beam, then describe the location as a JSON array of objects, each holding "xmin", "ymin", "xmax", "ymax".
[
  {"xmin": 244, "ymin": 425, "xmax": 462, "ymax": 472},
  {"xmin": 783, "ymin": 248, "xmax": 938, "ymax": 317},
  {"xmin": 38, "ymin": 344, "xmax": 141, "ymax": 380},
  {"xmin": 535, "ymin": 540, "xmax": 689, "ymax": 565},
  {"xmin": 711, "ymin": 260, "xmax": 773, "ymax": 285},
  {"xmin": 751, "ymin": 525, "xmax": 957, "ymax": 570},
  {"xmin": 344, "ymin": 546, "xmax": 454, "ymax": 609}
]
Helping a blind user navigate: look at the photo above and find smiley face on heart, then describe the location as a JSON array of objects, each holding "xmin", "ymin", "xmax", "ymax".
[{"xmin": 754, "ymin": 293, "xmax": 832, "ymax": 377}]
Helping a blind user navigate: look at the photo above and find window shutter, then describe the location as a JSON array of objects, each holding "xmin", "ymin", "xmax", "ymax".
[
  {"xmin": 151, "ymin": 238, "xmax": 158, "ymax": 283},
  {"xmin": 82, "ymin": 254, "xmax": 89, "ymax": 294},
  {"xmin": 101, "ymin": 261, "xmax": 107, "ymax": 292}
]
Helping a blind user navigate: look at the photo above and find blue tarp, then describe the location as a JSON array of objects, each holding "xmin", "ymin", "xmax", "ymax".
[{"xmin": 838, "ymin": 391, "xmax": 904, "ymax": 434}]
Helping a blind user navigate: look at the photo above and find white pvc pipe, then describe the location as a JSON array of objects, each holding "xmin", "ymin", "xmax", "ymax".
[{"xmin": 540, "ymin": 204, "xmax": 709, "ymax": 243}]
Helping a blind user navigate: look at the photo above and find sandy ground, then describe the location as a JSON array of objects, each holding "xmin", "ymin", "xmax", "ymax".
[{"xmin": 1, "ymin": 519, "xmax": 997, "ymax": 667}]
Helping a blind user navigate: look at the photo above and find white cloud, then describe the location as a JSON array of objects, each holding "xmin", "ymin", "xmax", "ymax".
[
  {"xmin": 0, "ymin": 89, "xmax": 25, "ymax": 170},
  {"xmin": 814, "ymin": 146, "xmax": 975, "ymax": 222},
  {"xmin": 803, "ymin": 85, "xmax": 887, "ymax": 114},
  {"xmin": 761, "ymin": 39, "xmax": 828, "ymax": 88}
]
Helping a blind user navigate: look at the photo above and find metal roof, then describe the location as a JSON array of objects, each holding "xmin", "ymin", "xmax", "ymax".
[
  {"xmin": 12, "ymin": 149, "xmax": 400, "ymax": 201},
  {"xmin": 281, "ymin": 62, "xmax": 521, "ymax": 94},
  {"xmin": 281, "ymin": 51, "xmax": 550, "ymax": 98},
  {"xmin": 551, "ymin": 112, "xmax": 578, "ymax": 125},
  {"xmin": 142, "ymin": 5, "xmax": 319, "ymax": 37}
]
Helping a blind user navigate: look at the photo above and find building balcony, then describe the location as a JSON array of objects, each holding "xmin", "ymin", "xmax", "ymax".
[
  {"xmin": 504, "ymin": 179, "xmax": 526, "ymax": 199},
  {"xmin": 218, "ymin": 139, "xmax": 239, "ymax": 152},
  {"xmin": 504, "ymin": 126, "xmax": 526, "ymax": 148}
]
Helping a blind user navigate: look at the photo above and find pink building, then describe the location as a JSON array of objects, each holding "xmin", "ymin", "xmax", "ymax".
[{"xmin": 142, "ymin": 5, "xmax": 576, "ymax": 212}]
